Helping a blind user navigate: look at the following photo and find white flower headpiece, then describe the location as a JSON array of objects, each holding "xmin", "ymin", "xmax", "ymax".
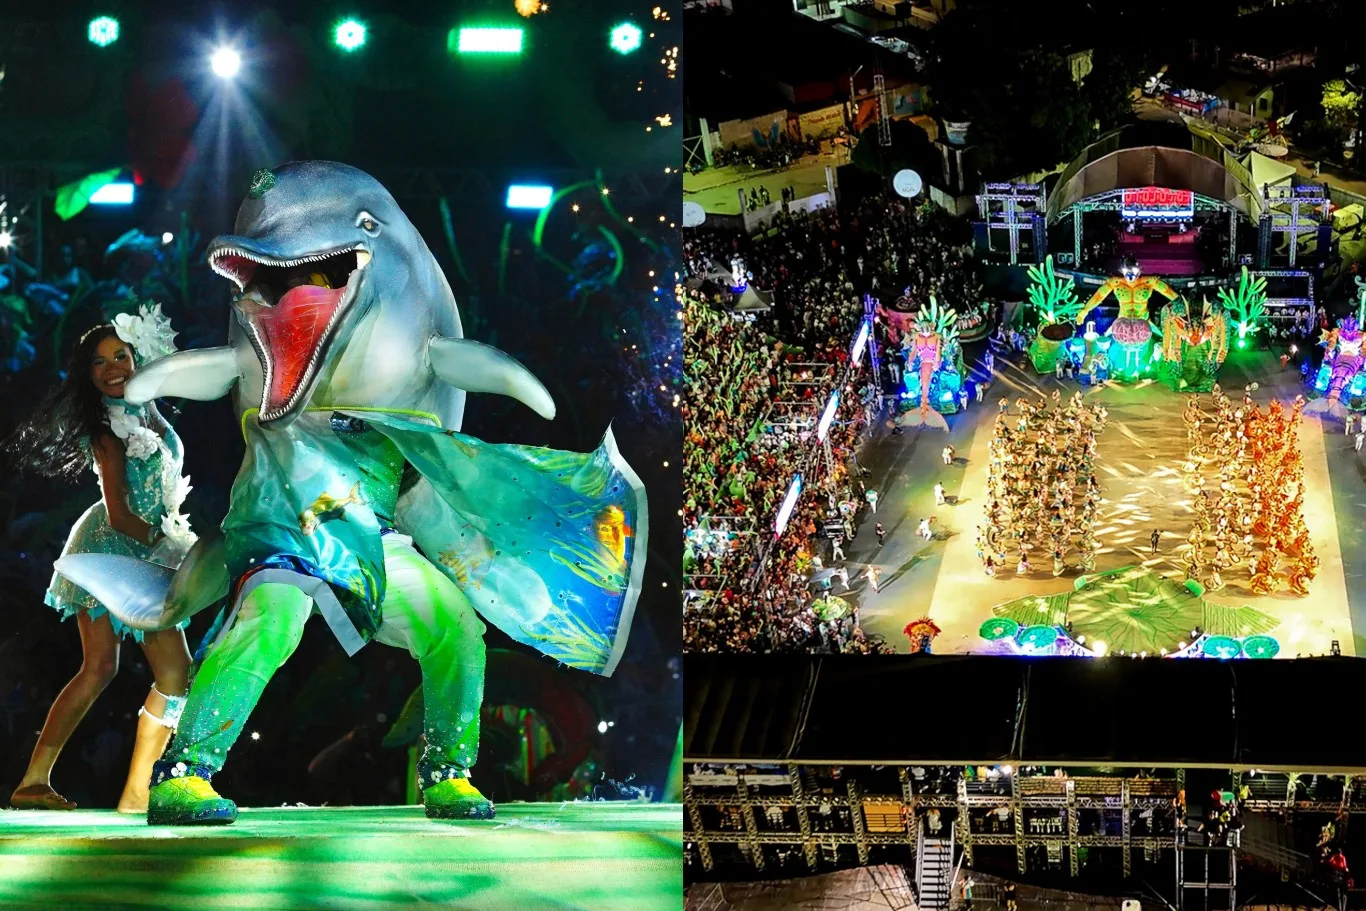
[{"xmin": 113, "ymin": 302, "xmax": 178, "ymax": 364}]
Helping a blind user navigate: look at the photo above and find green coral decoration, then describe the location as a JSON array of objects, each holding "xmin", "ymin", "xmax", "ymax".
[
  {"xmin": 984, "ymin": 565, "xmax": 1286, "ymax": 658},
  {"xmin": 1216, "ymin": 266, "xmax": 1267, "ymax": 344},
  {"xmin": 1025, "ymin": 255, "xmax": 1083, "ymax": 327}
]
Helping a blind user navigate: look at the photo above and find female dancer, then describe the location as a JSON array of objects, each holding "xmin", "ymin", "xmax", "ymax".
[{"xmin": 7, "ymin": 312, "xmax": 195, "ymax": 812}]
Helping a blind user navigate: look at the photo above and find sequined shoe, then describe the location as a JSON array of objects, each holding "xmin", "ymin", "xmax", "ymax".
[
  {"xmin": 424, "ymin": 777, "xmax": 495, "ymax": 820},
  {"xmin": 147, "ymin": 775, "xmax": 238, "ymax": 825}
]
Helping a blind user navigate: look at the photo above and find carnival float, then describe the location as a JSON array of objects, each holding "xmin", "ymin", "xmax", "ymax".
[
  {"xmin": 898, "ymin": 295, "xmax": 965, "ymax": 426},
  {"xmin": 1310, "ymin": 276, "xmax": 1366, "ymax": 412},
  {"xmin": 1074, "ymin": 255, "xmax": 1178, "ymax": 381},
  {"xmin": 1157, "ymin": 296, "xmax": 1229, "ymax": 393},
  {"xmin": 1023, "ymin": 255, "xmax": 1084, "ymax": 375}
]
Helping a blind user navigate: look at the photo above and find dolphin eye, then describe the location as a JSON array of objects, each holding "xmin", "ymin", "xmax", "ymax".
[{"xmin": 357, "ymin": 212, "xmax": 379, "ymax": 234}]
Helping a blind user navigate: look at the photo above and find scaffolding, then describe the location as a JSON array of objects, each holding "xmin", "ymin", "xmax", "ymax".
[
  {"xmin": 685, "ymin": 765, "xmax": 1366, "ymax": 882},
  {"xmin": 976, "ymin": 183, "xmax": 1047, "ymax": 266}
]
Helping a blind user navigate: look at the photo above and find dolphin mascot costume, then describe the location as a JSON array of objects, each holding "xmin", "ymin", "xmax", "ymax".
[{"xmin": 56, "ymin": 162, "xmax": 647, "ymax": 824}]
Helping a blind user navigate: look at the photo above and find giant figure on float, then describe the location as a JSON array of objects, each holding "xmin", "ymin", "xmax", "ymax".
[
  {"xmin": 1075, "ymin": 255, "xmax": 1177, "ymax": 381},
  {"xmin": 55, "ymin": 162, "xmax": 647, "ymax": 825}
]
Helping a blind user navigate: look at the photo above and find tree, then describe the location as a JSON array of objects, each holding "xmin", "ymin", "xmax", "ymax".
[
  {"xmin": 927, "ymin": 3, "xmax": 1096, "ymax": 179},
  {"xmin": 1084, "ymin": 48, "xmax": 1150, "ymax": 134},
  {"xmin": 1322, "ymin": 79, "xmax": 1362, "ymax": 138},
  {"xmin": 850, "ymin": 119, "xmax": 937, "ymax": 178}
]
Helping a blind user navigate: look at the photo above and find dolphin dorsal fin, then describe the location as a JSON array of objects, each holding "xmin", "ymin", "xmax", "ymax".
[{"xmin": 428, "ymin": 337, "xmax": 555, "ymax": 420}]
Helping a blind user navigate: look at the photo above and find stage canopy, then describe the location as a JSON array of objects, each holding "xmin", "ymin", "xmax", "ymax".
[
  {"xmin": 1046, "ymin": 123, "xmax": 1265, "ymax": 225},
  {"xmin": 684, "ymin": 654, "xmax": 1366, "ymax": 771},
  {"xmin": 1245, "ymin": 150, "xmax": 1296, "ymax": 191}
]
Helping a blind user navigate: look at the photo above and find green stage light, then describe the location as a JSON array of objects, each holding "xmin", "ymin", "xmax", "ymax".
[
  {"xmin": 609, "ymin": 22, "xmax": 642, "ymax": 54},
  {"xmin": 88, "ymin": 16, "xmax": 119, "ymax": 47},
  {"xmin": 334, "ymin": 19, "xmax": 366, "ymax": 51},
  {"xmin": 452, "ymin": 27, "xmax": 523, "ymax": 54}
]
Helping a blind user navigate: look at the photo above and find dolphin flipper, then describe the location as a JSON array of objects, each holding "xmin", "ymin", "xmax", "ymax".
[
  {"xmin": 53, "ymin": 531, "xmax": 230, "ymax": 631},
  {"xmin": 429, "ymin": 337, "xmax": 556, "ymax": 420},
  {"xmin": 126, "ymin": 347, "xmax": 240, "ymax": 405}
]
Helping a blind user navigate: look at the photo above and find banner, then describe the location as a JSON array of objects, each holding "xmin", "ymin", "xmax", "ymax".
[
  {"xmin": 889, "ymin": 83, "xmax": 925, "ymax": 118},
  {"xmin": 798, "ymin": 104, "xmax": 846, "ymax": 140},
  {"xmin": 718, "ymin": 111, "xmax": 789, "ymax": 150}
]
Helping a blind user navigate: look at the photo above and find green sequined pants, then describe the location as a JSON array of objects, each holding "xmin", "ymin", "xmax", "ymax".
[{"xmin": 161, "ymin": 536, "xmax": 486, "ymax": 785}]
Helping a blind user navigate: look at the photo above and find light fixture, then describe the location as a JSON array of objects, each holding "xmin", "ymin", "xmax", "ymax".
[
  {"xmin": 210, "ymin": 48, "xmax": 242, "ymax": 79},
  {"xmin": 506, "ymin": 184, "xmax": 553, "ymax": 209},
  {"xmin": 334, "ymin": 19, "xmax": 366, "ymax": 51},
  {"xmin": 453, "ymin": 27, "xmax": 523, "ymax": 54},
  {"xmin": 161, "ymin": 232, "xmax": 174, "ymax": 244},
  {"xmin": 609, "ymin": 22, "xmax": 642, "ymax": 54},
  {"xmin": 90, "ymin": 183, "xmax": 135, "ymax": 205},
  {"xmin": 88, "ymin": 16, "xmax": 120, "ymax": 47},
  {"xmin": 0, "ymin": 230, "xmax": 11, "ymax": 249}
]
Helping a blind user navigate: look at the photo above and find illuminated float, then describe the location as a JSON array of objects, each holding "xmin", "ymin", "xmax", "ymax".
[
  {"xmin": 898, "ymin": 296, "xmax": 965, "ymax": 425},
  {"xmin": 1075, "ymin": 255, "xmax": 1177, "ymax": 381},
  {"xmin": 1023, "ymin": 255, "xmax": 1083, "ymax": 375},
  {"xmin": 1157, "ymin": 296, "xmax": 1229, "ymax": 392},
  {"xmin": 1310, "ymin": 277, "xmax": 1366, "ymax": 412}
]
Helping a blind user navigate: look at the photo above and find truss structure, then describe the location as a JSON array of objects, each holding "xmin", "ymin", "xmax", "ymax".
[
  {"xmin": 976, "ymin": 183, "xmax": 1046, "ymax": 266},
  {"xmin": 685, "ymin": 765, "xmax": 1365, "ymax": 881},
  {"xmin": 1259, "ymin": 183, "xmax": 1328, "ymax": 269}
]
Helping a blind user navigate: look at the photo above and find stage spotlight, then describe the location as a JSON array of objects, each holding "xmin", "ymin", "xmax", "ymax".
[
  {"xmin": 0, "ymin": 230, "xmax": 11, "ymax": 249},
  {"xmin": 597, "ymin": 721, "xmax": 608, "ymax": 733},
  {"xmin": 453, "ymin": 27, "xmax": 523, "ymax": 54},
  {"xmin": 506, "ymin": 184, "xmax": 553, "ymax": 209},
  {"xmin": 334, "ymin": 19, "xmax": 366, "ymax": 51},
  {"xmin": 88, "ymin": 16, "xmax": 120, "ymax": 47},
  {"xmin": 609, "ymin": 22, "xmax": 642, "ymax": 54},
  {"xmin": 161, "ymin": 232, "xmax": 174, "ymax": 245},
  {"xmin": 89, "ymin": 183, "xmax": 134, "ymax": 205},
  {"xmin": 211, "ymin": 47, "xmax": 242, "ymax": 79}
]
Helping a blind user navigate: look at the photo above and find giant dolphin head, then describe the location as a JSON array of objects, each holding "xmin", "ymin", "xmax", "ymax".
[
  {"xmin": 125, "ymin": 161, "xmax": 552, "ymax": 430},
  {"xmin": 207, "ymin": 161, "xmax": 461, "ymax": 427}
]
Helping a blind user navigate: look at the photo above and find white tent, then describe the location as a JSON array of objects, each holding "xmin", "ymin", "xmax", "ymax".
[{"xmin": 1245, "ymin": 150, "xmax": 1297, "ymax": 193}]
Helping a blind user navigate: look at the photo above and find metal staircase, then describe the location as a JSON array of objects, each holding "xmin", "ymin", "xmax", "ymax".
[{"xmin": 916, "ymin": 822, "xmax": 955, "ymax": 911}]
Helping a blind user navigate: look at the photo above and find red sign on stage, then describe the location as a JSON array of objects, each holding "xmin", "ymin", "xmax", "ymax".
[{"xmin": 1121, "ymin": 186, "xmax": 1194, "ymax": 219}]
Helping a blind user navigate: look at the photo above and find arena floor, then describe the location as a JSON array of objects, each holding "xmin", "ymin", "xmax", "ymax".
[
  {"xmin": 852, "ymin": 348, "xmax": 1360, "ymax": 657},
  {"xmin": 0, "ymin": 803, "xmax": 683, "ymax": 910}
]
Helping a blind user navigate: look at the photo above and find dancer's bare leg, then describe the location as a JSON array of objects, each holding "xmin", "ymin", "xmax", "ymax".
[
  {"xmin": 118, "ymin": 627, "xmax": 191, "ymax": 813},
  {"xmin": 11, "ymin": 612, "xmax": 120, "ymax": 808}
]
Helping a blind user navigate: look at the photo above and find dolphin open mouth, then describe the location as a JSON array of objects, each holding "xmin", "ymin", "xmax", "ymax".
[{"xmin": 209, "ymin": 244, "xmax": 371, "ymax": 422}]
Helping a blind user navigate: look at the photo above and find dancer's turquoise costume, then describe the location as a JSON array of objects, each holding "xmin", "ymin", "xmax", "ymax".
[
  {"xmin": 57, "ymin": 162, "xmax": 647, "ymax": 824},
  {"xmin": 46, "ymin": 392, "xmax": 190, "ymax": 644}
]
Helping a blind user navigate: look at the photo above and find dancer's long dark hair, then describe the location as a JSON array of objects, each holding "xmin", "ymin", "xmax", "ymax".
[{"xmin": 5, "ymin": 325, "xmax": 124, "ymax": 480}]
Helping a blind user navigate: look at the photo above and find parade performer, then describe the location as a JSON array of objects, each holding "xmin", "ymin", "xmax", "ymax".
[
  {"xmin": 1076, "ymin": 256, "xmax": 1177, "ymax": 380},
  {"xmin": 55, "ymin": 162, "xmax": 647, "ymax": 825},
  {"xmin": 7, "ymin": 307, "xmax": 197, "ymax": 812}
]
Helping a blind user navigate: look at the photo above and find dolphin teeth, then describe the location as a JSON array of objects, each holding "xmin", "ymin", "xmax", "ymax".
[{"xmin": 356, "ymin": 250, "xmax": 371, "ymax": 268}]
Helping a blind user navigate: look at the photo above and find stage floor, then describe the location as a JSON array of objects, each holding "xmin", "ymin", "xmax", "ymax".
[
  {"xmin": 854, "ymin": 349, "xmax": 1358, "ymax": 657},
  {"xmin": 0, "ymin": 803, "xmax": 683, "ymax": 910}
]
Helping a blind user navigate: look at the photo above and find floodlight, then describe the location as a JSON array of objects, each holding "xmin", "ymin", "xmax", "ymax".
[
  {"xmin": 609, "ymin": 22, "xmax": 642, "ymax": 54},
  {"xmin": 211, "ymin": 48, "xmax": 242, "ymax": 79},
  {"xmin": 506, "ymin": 185, "xmax": 553, "ymax": 209},
  {"xmin": 88, "ymin": 16, "xmax": 120, "ymax": 47}
]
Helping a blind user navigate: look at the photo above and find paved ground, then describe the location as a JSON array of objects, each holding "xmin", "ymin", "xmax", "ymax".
[
  {"xmin": 682, "ymin": 147, "xmax": 848, "ymax": 216},
  {"xmin": 832, "ymin": 345, "xmax": 1366, "ymax": 657}
]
